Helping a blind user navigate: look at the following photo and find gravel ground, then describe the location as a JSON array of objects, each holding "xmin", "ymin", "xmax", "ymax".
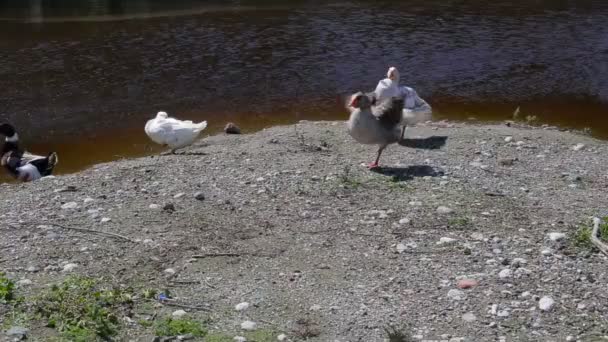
[{"xmin": 1, "ymin": 120, "xmax": 608, "ymax": 342}]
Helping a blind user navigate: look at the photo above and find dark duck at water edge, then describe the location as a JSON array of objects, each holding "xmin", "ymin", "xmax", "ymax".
[{"xmin": 0, "ymin": 123, "xmax": 59, "ymax": 182}]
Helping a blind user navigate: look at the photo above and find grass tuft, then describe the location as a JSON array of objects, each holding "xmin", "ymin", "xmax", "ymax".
[
  {"xmin": 155, "ymin": 317, "xmax": 207, "ymax": 337},
  {"xmin": 0, "ymin": 272, "xmax": 16, "ymax": 303}
]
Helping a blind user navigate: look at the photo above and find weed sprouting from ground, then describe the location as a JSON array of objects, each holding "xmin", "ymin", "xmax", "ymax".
[
  {"xmin": 448, "ymin": 216, "xmax": 471, "ymax": 227},
  {"xmin": 339, "ymin": 165, "xmax": 362, "ymax": 188},
  {"xmin": 0, "ymin": 272, "xmax": 15, "ymax": 303},
  {"xmin": 384, "ymin": 324, "xmax": 414, "ymax": 342},
  {"xmin": 155, "ymin": 317, "xmax": 207, "ymax": 337}
]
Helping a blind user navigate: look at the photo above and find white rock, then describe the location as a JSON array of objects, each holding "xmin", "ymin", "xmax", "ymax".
[
  {"xmin": 235, "ymin": 302, "xmax": 250, "ymax": 311},
  {"xmin": 26, "ymin": 266, "xmax": 39, "ymax": 272},
  {"xmin": 149, "ymin": 204, "xmax": 160, "ymax": 210},
  {"xmin": 489, "ymin": 304, "xmax": 498, "ymax": 315},
  {"xmin": 448, "ymin": 289, "xmax": 465, "ymax": 301},
  {"xmin": 277, "ymin": 334, "xmax": 288, "ymax": 341},
  {"xmin": 164, "ymin": 268, "xmax": 176, "ymax": 275},
  {"xmin": 541, "ymin": 249, "xmax": 553, "ymax": 256},
  {"xmin": 101, "ymin": 217, "xmax": 111, "ymax": 223},
  {"xmin": 436, "ymin": 206, "xmax": 454, "ymax": 214},
  {"xmin": 566, "ymin": 336, "xmax": 575, "ymax": 342},
  {"xmin": 497, "ymin": 310, "xmax": 510, "ymax": 317},
  {"xmin": 241, "ymin": 321, "xmax": 257, "ymax": 331},
  {"xmin": 62, "ymin": 263, "xmax": 78, "ymax": 272},
  {"xmin": 83, "ymin": 197, "xmax": 95, "ymax": 204},
  {"xmin": 572, "ymin": 143, "xmax": 585, "ymax": 151},
  {"xmin": 174, "ymin": 193, "xmax": 185, "ymax": 199},
  {"xmin": 16, "ymin": 279, "xmax": 32, "ymax": 286},
  {"xmin": 462, "ymin": 312, "xmax": 476, "ymax": 322},
  {"xmin": 172, "ymin": 310, "xmax": 187, "ymax": 318},
  {"xmin": 548, "ymin": 232, "xmax": 566, "ymax": 241},
  {"xmin": 396, "ymin": 243, "xmax": 407, "ymax": 253},
  {"xmin": 498, "ymin": 269, "xmax": 512, "ymax": 280},
  {"xmin": 409, "ymin": 201, "xmax": 422, "ymax": 206},
  {"xmin": 539, "ymin": 296, "xmax": 555, "ymax": 311},
  {"xmin": 471, "ymin": 232, "xmax": 484, "ymax": 241},
  {"xmin": 234, "ymin": 337, "xmax": 247, "ymax": 342},
  {"xmin": 61, "ymin": 202, "xmax": 79, "ymax": 210},
  {"xmin": 504, "ymin": 136, "xmax": 513, "ymax": 143},
  {"xmin": 310, "ymin": 304, "xmax": 322, "ymax": 311},
  {"xmin": 399, "ymin": 218, "xmax": 411, "ymax": 225},
  {"xmin": 511, "ymin": 258, "xmax": 527, "ymax": 267},
  {"xmin": 437, "ymin": 237, "xmax": 457, "ymax": 245}
]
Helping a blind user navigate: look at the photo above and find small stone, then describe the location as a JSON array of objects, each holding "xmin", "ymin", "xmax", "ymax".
[
  {"xmin": 62, "ymin": 263, "xmax": 78, "ymax": 272},
  {"xmin": 437, "ymin": 206, "xmax": 454, "ymax": 214},
  {"xmin": 172, "ymin": 310, "xmax": 187, "ymax": 318},
  {"xmin": 149, "ymin": 204, "xmax": 160, "ymax": 210},
  {"xmin": 497, "ymin": 310, "xmax": 510, "ymax": 318},
  {"xmin": 462, "ymin": 312, "xmax": 476, "ymax": 322},
  {"xmin": 448, "ymin": 289, "xmax": 466, "ymax": 301},
  {"xmin": 277, "ymin": 334, "xmax": 288, "ymax": 341},
  {"xmin": 101, "ymin": 217, "xmax": 111, "ymax": 223},
  {"xmin": 409, "ymin": 201, "xmax": 422, "ymax": 206},
  {"xmin": 498, "ymin": 269, "xmax": 512, "ymax": 280},
  {"xmin": 194, "ymin": 192, "xmax": 205, "ymax": 201},
  {"xmin": 235, "ymin": 302, "xmax": 250, "ymax": 311},
  {"xmin": 164, "ymin": 268, "xmax": 176, "ymax": 275},
  {"xmin": 437, "ymin": 237, "xmax": 457, "ymax": 245},
  {"xmin": 26, "ymin": 266, "xmax": 39, "ymax": 273},
  {"xmin": 396, "ymin": 243, "xmax": 407, "ymax": 253},
  {"xmin": 548, "ymin": 232, "xmax": 566, "ymax": 241},
  {"xmin": 234, "ymin": 337, "xmax": 247, "ymax": 342},
  {"xmin": 310, "ymin": 304, "xmax": 322, "ymax": 311},
  {"xmin": 61, "ymin": 202, "xmax": 79, "ymax": 210},
  {"xmin": 174, "ymin": 193, "xmax": 185, "ymax": 199},
  {"xmin": 241, "ymin": 321, "xmax": 257, "ymax": 331},
  {"xmin": 539, "ymin": 296, "xmax": 555, "ymax": 311},
  {"xmin": 572, "ymin": 143, "xmax": 585, "ymax": 151},
  {"xmin": 6, "ymin": 326, "xmax": 29, "ymax": 338},
  {"xmin": 457, "ymin": 279, "xmax": 479, "ymax": 289},
  {"xmin": 511, "ymin": 258, "xmax": 527, "ymax": 268},
  {"xmin": 521, "ymin": 291, "xmax": 531, "ymax": 298},
  {"xmin": 16, "ymin": 279, "xmax": 32, "ymax": 287},
  {"xmin": 398, "ymin": 218, "xmax": 411, "ymax": 225},
  {"xmin": 225, "ymin": 123, "xmax": 242, "ymax": 134},
  {"xmin": 83, "ymin": 197, "xmax": 95, "ymax": 204},
  {"xmin": 541, "ymin": 249, "xmax": 552, "ymax": 256},
  {"xmin": 566, "ymin": 336, "xmax": 575, "ymax": 342},
  {"xmin": 504, "ymin": 136, "xmax": 513, "ymax": 143}
]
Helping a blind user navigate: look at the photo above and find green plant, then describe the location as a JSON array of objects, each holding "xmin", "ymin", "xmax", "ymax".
[
  {"xmin": 204, "ymin": 333, "xmax": 235, "ymax": 342},
  {"xmin": 32, "ymin": 276, "xmax": 133, "ymax": 341},
  {"xmin": 245, "ymin": 329, "xmax": 280, "ymax": 342},
  {"xmin": 448, "ymin": 217, "xmax": 471, "ymax": 227},
  {"xmin": 384, "ymin": 324, "xmax": 414, "ymax": 342},
  {"xmin": 338, "ymin": 166, "xmax": 362, "ymax": 188},
  {"xmin": 573, "ymin": 217, "xmax": 608, "ymax": 250},
  {"xmin": 155, "ymin": 317, "xmax": 207, "ymax": 337},
  {"xmin": 0, "ymin": 272, "xmax": 15, "ymax": 303}
]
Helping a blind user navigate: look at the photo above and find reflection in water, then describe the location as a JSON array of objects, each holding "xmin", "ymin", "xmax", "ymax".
[{"xmin": 0, "ymin": 0, "xmax": 607, "ymax": 182}]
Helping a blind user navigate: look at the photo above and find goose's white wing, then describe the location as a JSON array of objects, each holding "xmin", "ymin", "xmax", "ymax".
[
  {"xmin": 145, "ymin": 117, "xmax": 207, "ymax": 149},
  {"xmin": 400, "ymin": 86, "xmax": 433, "ymax": 125}
]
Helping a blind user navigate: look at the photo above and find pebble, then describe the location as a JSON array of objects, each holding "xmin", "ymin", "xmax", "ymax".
[
  {"xmin": 457, "ymin": 279, "xmax": 479, "ymax": 289},
  {"xmin": 173, "ymin": 193, "xmax": 185, "ymax": 199},
  {"xmin": 572, "ymin": 143, "xmax": 585, "ymax": 151},
  {"xmin": 566, "ymin": 336, "xmax": 575, "ymax": 342},
  {"xmin": 498, "ymin": 269, "xmax": 512, "ymax": 280},
  {"xmin": 539, "ymin": 296, "xmax": 555, "ymax": 311},
  {"xmin": 541, "ymin": 249, "xmax": 553, "ymax": 256},
  {"xmin": 398, "ymin": 218, "xmax": 411, "ymax": 225},
  {"xmin": 234, "ymin": 337, "xmax": 247, "ymax": 342},
  {"xmin": 437, "ymin": 237, "xmax": 457, "ymax": 245},
  {"xmin": 172, "ymin": 310, "xmax": 187, "ymax": 318},
  {"xmin": 497, "ymin": 310, "xmax": 510, "ymax": 318},
  {"xmin": 409, "ymin": 201, "xmax": 422, "ymax": 206},
  {"xmin": 277, "ymin": 334, "xmax": 288, "ymax": 341},
  {"xmin": 436, "ymin": 206, "xmax": 454, "ymax": 214},
  {"xmin": 310, "ymin": 304, "xmax": 322, "ymax": 311},
  {"xmin": 396, "ymin": 243, "xmax": 407, "ymax": 253},
  {"xmin": 504, "ymin": 136, "xmax": 513, "ymax": 143},
  {"xmin": 62, "ymin": 263, "xmax": 79, "ymax": 272},
  {"xmin": 548, "ymin": 232, "xmax": 566, "ymax": 241},
  {"xmin": 462, "ymin": 312, "xmax": 477, "ymax": 322},
  {"xmin": 6, "ymin": 326, "xmax": 29, "ymax": 338},
  {"xmin": 235, "ymin": 302, "xmax": 250, "ymax": 311},
  {"xmin": 101, "ymin": 217, "xmax": 111, "ymax": 223},
  {"xmin": 16, "ymin": 279, "xmax": 32, "ymax": 287},
  {"xmin": 448, "ymin": 289, "xmax": 466, "ymax": 301},
  {"xmin": 511, "ymin": 258, "xmax": 527, "ymax": 268},
  {"xmin": 521, "ymin": 291, "xmax": 531, "ymax": 298},
  {"xmin": 194, "ymin": 192, "xmax": 206, "ymax": 201},
  {"xmin": 83, "ymin": 197, "xmax": 95, "ymax": 204},
  {"xmin": 61, "ymin": 202, "xmax": 79, "ymax": 210},
  {"xmin": 240, "ymin": 321, "xmax": 257, "ymax": 331},
  {"xmin": 26, "ymin": 266, "xmax": 39, "ymax": 273},
  {"xmin": 164, "ymin": 268, "xmax": 176, "ymax": 275},
  {"xmin": 149, "ymin": 204, "xmax": 160, "ymax": 210}
]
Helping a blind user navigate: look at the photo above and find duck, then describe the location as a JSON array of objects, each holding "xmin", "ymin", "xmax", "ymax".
[
  {"xmin": 346, "ymin": 91, "xmax": 405, "ymax": 168},
  {"xmin": 374, "ymin": 66, "xmax": 432, "ymax": 140},
  {"xmin": 144, "ymin": 111, "xmax": 208, "ymax": 153},
  {"xmin": 0, "ymin": 123, "xmax": 59, "ymax": 182}
]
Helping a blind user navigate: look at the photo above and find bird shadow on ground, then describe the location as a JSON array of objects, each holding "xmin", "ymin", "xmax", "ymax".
[
  {"xmin": 371, "ymin": 165, "xmax": 445, "ymax": 181},
  {"xmin": 397, "ymin": 135, "xmax": 448, "ymax": 149}
]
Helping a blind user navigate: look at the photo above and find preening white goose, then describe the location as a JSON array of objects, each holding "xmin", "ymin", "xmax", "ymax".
[
  {"xmin": 144, "ymin": 111, "xmax": 208, "ymax": 153},
  {"xmin": 0, "ymin": 123, "xmax": 59, "ymax": 182},
  {"xmin": 346, "ymin": 91, "xmax": 405, "ymax": 168},
  {"xmin": 374, "ymin": 66, "xmax": 432, "ymax": 140}
]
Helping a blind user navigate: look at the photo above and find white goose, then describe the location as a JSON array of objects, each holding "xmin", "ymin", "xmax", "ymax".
[
  {"xmin": 374, "ymin": 66, "xmax": 432, "ymax": 140},
  {"xmin": 144, "ymin": 112, "xmax": 208, "ymax": 153}
]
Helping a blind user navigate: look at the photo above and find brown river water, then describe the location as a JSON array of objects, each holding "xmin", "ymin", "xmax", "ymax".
[{"xmin": 1, "ymin": 0, "xmax": 607, "ymax": 182}]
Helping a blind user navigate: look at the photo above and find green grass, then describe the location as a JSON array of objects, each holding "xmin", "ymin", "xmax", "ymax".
[
  {"xmin": 32, "ymin": 276, "xmax": 134, "ymax": 341},
  {"xmin": 338, "ymin": 166, "xmax": 363, "ymax": 189},
  {"xmin": 0, "ymin": 272, "xmax": 16, "ymax": 303},
  {"xmin": 448, "ymin": 216, "xmax": 471, "ymax": 227},
  {"xmin": 154, "ymin": 317, "xmax": 207, "ymax": 337},
  {"xmin": 204, "ymin": 333, "xmax": 235, "ymax": 342},
  {"xmin": 573, "ymin": 217, "xmax": 608, "ymax": 251}
]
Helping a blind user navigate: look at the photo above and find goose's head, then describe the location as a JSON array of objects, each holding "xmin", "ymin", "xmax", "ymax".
[
  {"xmin": 0, "ymin": 123, "xmax": 18, "ymax": 142},
  {"xmin": 387, "ymin": 67, "xmax": 400, "ymax": 82},
  {"xmin": 348, "ymin": 92, "xmax": 375, "ymax": 109},
  {"xmin": 156, "ymin": 111, "xmax": 169, "ymax": 119}
]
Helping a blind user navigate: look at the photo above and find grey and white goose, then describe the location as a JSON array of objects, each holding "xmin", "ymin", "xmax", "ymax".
[
  {"xmin": 0, "ymin": 123, "xmax": 59, "ymax": 182},
  {"xmin": 346, "ymin": 91, "xmax": 405, "ymax": 168}
]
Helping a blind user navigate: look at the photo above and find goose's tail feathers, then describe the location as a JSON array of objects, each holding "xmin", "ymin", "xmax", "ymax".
[{"xmin": 195, "ymin": 121, "xmax": 208, "ymax": 133}]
